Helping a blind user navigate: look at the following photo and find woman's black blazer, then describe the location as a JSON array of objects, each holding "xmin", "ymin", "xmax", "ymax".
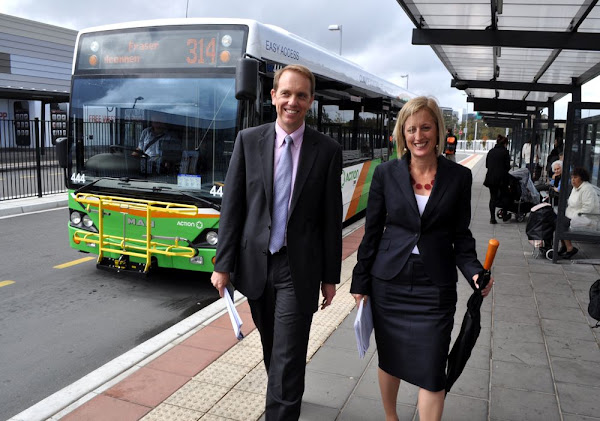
[{"xmin": 351, "ymin": 155, "xmax": 483, "ymax": 295}]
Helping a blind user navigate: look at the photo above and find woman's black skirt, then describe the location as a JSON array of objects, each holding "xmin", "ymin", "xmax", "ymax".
[{"xmin": 371, "ymin": 254, "xmax": 457, "ymax": 392}]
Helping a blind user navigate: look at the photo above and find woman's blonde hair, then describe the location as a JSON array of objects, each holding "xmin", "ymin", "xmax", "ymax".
[{"xmin": 393, "ymin": 96, "xmax": 446, "ymax": 158}]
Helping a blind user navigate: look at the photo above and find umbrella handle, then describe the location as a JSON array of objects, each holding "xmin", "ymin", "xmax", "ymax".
[{"xmin": 483, "ymin": 238, "xmax": 499, "ymax": 270}]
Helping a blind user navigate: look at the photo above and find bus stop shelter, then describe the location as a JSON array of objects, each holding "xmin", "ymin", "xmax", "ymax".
[{"xmin": 395, "ymin": 0, "xmax": 600, "ymax": 263}]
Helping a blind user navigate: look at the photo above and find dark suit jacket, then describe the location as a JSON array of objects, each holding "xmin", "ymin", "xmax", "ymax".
[
  {"xmin": 351, "ymin": 155, "xmax": 483, "ymax": 295},
  {"xmin": 484, "ymin": 144, "xmax": 511, "ymax": 187},
  {"xmin": 214, "ymin": 123, "xmax": 343, "ymax": 314}
]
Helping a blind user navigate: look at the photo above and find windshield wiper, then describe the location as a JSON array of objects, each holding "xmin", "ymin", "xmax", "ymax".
[
  {"xmin": 75, "ymin": 178, "xmax": 102, "ymax": 194},
  {"xmin": 180, "ymin": 190, "xmax": 221, "ymax": 211}
]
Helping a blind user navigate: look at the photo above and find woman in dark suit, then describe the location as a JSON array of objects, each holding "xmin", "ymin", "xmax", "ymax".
[{"xmin": 350, "ymin": 97, "xmax": 493, "ymax": 421}]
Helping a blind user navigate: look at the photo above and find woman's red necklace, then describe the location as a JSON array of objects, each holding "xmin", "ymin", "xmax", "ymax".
[{"xmin": 410, "ymin": 174, "xmax": 436, "ymax": 191}]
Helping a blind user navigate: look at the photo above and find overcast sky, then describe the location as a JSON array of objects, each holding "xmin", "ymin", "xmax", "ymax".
[{"xmin": 3, "ymin": 0, "xmax": 598, "ymax": 120}]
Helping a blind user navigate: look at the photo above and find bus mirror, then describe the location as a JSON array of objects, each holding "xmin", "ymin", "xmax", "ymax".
[
  {"xmin": 55, "ymin": 137, "xmax": 69, "ymax": 168},
  {"xmin": 235, "ymin": 58, "xmax": 258, "ymax": 101}
]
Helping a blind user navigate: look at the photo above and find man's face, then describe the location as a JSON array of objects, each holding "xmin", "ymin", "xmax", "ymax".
[{"xmin": 271, "ymin": 70, "xmax": 314, "ymax": 134}]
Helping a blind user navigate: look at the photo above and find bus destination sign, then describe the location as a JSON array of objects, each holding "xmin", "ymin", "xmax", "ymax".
[{"xmin": 76, "ymin": 27, "xmax": 246, "ymax": 71}]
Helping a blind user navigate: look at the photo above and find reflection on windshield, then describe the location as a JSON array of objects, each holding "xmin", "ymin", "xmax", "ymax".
[{"xmin": 70, "ymin": 77, "xmax": 237, "ymax": 193}]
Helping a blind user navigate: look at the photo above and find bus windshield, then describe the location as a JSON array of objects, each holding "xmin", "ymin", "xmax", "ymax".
[{"xmin": 70, "ymin": 75, "xmax": 237, "ymax": 196}]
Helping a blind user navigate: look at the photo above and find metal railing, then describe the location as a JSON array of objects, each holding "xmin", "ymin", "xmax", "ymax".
[{"xmin": 0, "ymin": 119, "xmax": 67, "ymax": 201}]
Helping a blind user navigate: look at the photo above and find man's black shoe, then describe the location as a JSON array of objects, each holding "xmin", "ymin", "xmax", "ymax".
[
  {"xmin": 562, "ymin": 247, "xmax": 579, "ymax": 259},
  {"xmin": 558, "ymin": 245, "xmax": 568, "ymax": 255},
  {"xmin": 490, "ymin": 218, "xmax": 497, "ymax": 224}
]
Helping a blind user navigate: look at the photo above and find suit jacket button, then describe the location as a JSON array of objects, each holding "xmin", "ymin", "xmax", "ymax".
[{"xmin": 262, "ymin": 250, "xmax": 267, "ymax": 255}]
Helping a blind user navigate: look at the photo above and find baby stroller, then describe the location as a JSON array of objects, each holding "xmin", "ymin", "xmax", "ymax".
[
  {"xmin": 497, "ymin": 168, "xmax": 540, "ymax": 222},
  {"xmin": 526, "ymin": 202, "xmax": 557, "ymax": 258}
]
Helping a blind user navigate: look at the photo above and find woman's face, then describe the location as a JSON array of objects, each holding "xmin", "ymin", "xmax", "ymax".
[
  {"xmin": 571, "ymin": 174, "xmax": 583, "ymax": 188},
  {"xmin": 403, "ymin": 109, "xmax": 438, "ymax": 159},
  {"xmin": 554, "ymin": 165, "xmax": 562, "ymax": 176}
]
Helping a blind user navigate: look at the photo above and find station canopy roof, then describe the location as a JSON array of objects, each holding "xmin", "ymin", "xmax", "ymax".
[{"xmin": 395, "ymin": 0, "xmax": 600, "ymax": 126}]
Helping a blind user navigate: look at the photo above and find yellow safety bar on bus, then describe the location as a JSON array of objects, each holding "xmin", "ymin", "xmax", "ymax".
[{"xmin": 73, "ymin": 193, "xmax": 199, "ymax": 272}]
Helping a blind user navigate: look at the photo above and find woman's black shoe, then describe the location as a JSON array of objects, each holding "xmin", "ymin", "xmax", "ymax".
[
  {"xmin": 558, "ymin": 246, "xmax": 568, "ymax": 255},
  {"xmin": 562, "ymin": 247, "xmax": 579, "ymax": 259}
]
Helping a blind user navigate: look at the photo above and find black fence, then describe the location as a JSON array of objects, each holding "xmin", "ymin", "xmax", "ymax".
[{"xmin": 0, "ymin": 119, "xmax": 67, "ymax": 201}]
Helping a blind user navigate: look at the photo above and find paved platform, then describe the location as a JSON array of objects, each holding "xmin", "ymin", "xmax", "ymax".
[{"xmin": 8, "ymin": 154, "xmax": 600, "ymax": 421}]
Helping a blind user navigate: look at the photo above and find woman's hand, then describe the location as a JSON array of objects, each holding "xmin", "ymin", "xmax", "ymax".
[
  {"xmin": 352, "ymin": 294, "xmax": 368, "ymax": 307},
  {"xmin": 472, "ymin": 273, "xmax": 494, "ymax": 297}
]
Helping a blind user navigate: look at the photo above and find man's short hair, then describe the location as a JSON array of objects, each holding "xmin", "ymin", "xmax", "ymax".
[{"xmin": 273, "ymin": 65, "xmax": 316, "ymax": 96}]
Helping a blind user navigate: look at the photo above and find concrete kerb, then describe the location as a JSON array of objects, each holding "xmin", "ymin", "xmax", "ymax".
[{"xmin": 0, "ymin": 193, "xmax": 68, "ymax": 218}]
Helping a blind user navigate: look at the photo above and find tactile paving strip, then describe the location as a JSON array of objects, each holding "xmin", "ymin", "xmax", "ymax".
[
  {"xmin": 207, "ymin": 389, "xmax": 266, "ymax": 421},
  {"xmin": 193, "ymin": 360, "xmax": 249, "ymax": 388},
  {"xmin": 164, "ymin": 380, "xmax": 229, "ymax": 413},
  {"xmin": 141, "ymin": 403, "xmax": 204, "ymax": 421},
  {"xmin": 235, "ymin": 330, "xmax": 263, "ymax": 349},
  {"xmin": 218, "ymin": 343, "xmax": 264, "ymax": 367},
  {"xmin": 234, "ymin": 364, "xmax": 268, "ymax": 395}
]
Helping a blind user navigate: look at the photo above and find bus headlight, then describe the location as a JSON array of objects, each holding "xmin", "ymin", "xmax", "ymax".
[
  {"xmin": 206, "ymin": 231, "xmax": 218, "ymax": 246},
  {"xmin": 82, "ymin": 214, "xmax": 94, "ymax": 228},
  {"xmin": 70, "ymin": 211, "xmax": 82, "ymax": 225}
]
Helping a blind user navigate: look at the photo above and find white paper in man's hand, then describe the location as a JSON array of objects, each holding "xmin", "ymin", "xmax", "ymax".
[
  {"xmin": 353, "ymin": 298, "xmax": 373, "ymax": 358},
  {"xmin": 224, "ymin": 285, "xmax": 244, "ymax": 340}
]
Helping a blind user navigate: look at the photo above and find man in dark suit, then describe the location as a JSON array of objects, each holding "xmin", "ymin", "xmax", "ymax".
[
  {"xmin": 211, "ymin": 64, "xmax": 342, "ymax": 420},
  {"xmin": 484, "ymin": 135, "xmax": 511, "ymax": 223}
]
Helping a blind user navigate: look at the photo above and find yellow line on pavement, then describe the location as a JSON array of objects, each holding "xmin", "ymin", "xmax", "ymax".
[
  {"xmin": 54, "ymin": 256, "xmax": 95, "ymax": 269},
  {"xmin": 0, "ymin": 280, "xmax": 15, "ymax": 288}
]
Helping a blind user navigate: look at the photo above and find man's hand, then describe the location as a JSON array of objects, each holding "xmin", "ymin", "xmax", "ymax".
[
  {"xmin": 352, "ymin": 294, "xmax": 368, "ymax": 307},
  {"xmin": 211, "ymin": 271, "xmax": 230, "ymax": 298},
  {"xmin": 321, "ymin": 283, "xmax": 336, "ymax": 310}
]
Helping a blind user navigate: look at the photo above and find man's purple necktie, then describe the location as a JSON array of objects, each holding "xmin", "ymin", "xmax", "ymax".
[{"xmin": 269, "ymin": 135, "xmax": 293, "ymax": 254}]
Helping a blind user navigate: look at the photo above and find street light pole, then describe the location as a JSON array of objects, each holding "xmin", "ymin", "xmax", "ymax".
[
  {"xmin": 400, "ymin": 74, "xmax": 409, "ymax": 90},
  {"xmin": 328, "ymin": 24, "xmax": 343, "ymax": 55}
]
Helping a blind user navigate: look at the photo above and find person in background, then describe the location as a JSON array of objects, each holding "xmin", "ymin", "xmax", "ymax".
[
  {"xmin": 484, "ymin": 135, "xmax": 511, "ymax": 224},
  {"xmin": 350, "ymin": 96, "xmax": 493, "ymax": 421},
  {"xmin": 556, "ymin": 167, "xmax": 599, "ymax": 259},
  {"xmin": 133, "ymin": 112, "xmax": 179, "ymax": 173},
  {"xmin": 444, "ymin": 128, "xmax": 457, "ymax": 162},
  {"xmin": 211, "ymin": 64, "xmax": 342, "ymax": 420},
  {"xmin": 548, "ymin": 160, "xmax": 562, "ymax": 206},
  {"xmin": 550, "ymin": 160, "xmax": 562, "ymax": 192}
]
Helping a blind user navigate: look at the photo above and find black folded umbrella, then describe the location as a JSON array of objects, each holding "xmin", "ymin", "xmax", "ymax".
[
  {"xmin": 445, "ymin": 270, "xmax": 489, "ymax": 394},
  {"xmin": 446, "ymin": 239, "xmax": 498, "ymax": 395}
]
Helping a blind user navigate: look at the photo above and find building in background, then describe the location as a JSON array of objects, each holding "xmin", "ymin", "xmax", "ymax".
[{"xmin": 0, "ymin": 13, "xmax": 76, "ymax": 147}]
